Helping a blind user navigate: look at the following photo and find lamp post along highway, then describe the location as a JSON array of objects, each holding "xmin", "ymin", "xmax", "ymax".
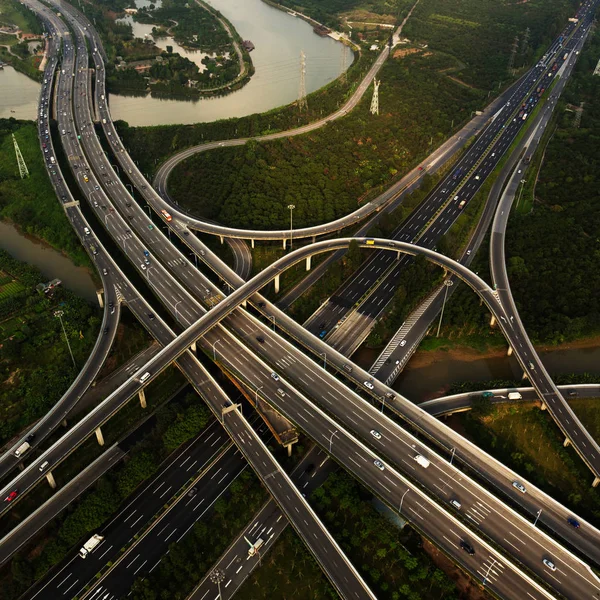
[
  {"xmin": 328, "ymin": 429, "xmax": 338, "ymax": 453},
  {"xmin": 174, "ymin": 299, "xmax": 182, "ymax": 322},
  {"xmin": 288, "ymin": 204, "xmax": 295, "ymax": 250},
  {"xmin": 436, "ymin": 278, "xmax": 454, "ymax": 337},
  {"xmin": 399, "ymin": 488, "xmax": 409, "ymax": 515},
  {"xmin": 54, "ymin": 310, "xmax": 76, "ymax": 369},
  {"xmin": 210, "ymin": 568, "xmax": 226, "ymax": 600},
  {"xmin": 212, "ymin": 338, "xmax": 223, "ymax": 362},
  {"xmin": 534, "ymin": 508, "xmax": 542, "ymax": 527}
]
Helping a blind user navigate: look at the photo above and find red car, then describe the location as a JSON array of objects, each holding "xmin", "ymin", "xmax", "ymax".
[{"xmin": 4, "ymin": 490, "xmax": 18, "ymax": 502}]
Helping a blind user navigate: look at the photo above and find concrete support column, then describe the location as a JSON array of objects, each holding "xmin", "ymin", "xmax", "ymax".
[
  {"xmin": 282, "ymin": 238, "xmax": 287, "ymax": 250},
  {"xmin": 96, "ymin": 289, "xmax": 104, "ymax": 308},
  {"xmin": 564, "ymin": 437, "xmax": 571, "ymax": 448},
  {"xmin": 274, "ymin": 274, "xmax": 280, "ymax": 294},
  {"xmin": 540, "ymin": 401, "xmax": 546, "ymax": 411},
  {"xmin": 139, "ymin": 388, "xmax": 147, "ymax": 409},
  {"xmin": 95, "ymin": 426, "xmax": 105, "ymax": 446},
  {"xmin": 190, "ymin": 340, "xmax": 197, "ymax": 353},
  {"xmin": 220, "ymin": 236, "xmax": 224, "ymax": 245},
  {"xmin": 242, "ymin": 299, "xmax": 247, "ymax": 308},
  {"xmin": 286, "ymin": 443, "xmax": 293, "ymax": 457},
  {"xmin": 312, "ymin": 236, "xmax": 316, "ymax": 244},
  {"xmin": 490, "ymin": 315, "xmax": 496, "ymax": 327},
  {"xmin": 522, "ymin": 371, "xmax": 528, "ymax": 380},
  {"xmin": 593, "ymin": 477, "xmax": 600, "ymax": 488},
  {"xmin": 46, "ymin": 471, "xmax": 57, "ymax": 489},
  {"xmin": 18, "ymin": 463, "xmax": 24, "ymax": 471},
  {"xmin": 507, "ymin": 346, "xmax": 513, "ymax": 356},
  {"xmin": 306, "ymin": 255, "xmax": 312, "ymax": 271},
  {"xmin": 251, "ymin": 239, "xmax": 255, "ymax": 249},
  {"xmin": 397, "ymin": 250, "xmax": 401, "ymax": 260},
  {"xmin": 62, "ymin": 419, "xmax": 68, "ymax": 428}
]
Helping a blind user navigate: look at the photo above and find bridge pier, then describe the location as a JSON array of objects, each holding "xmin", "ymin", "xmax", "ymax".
[
  {"xmin": 62, "ymin": 418, "xmax": 68, "ymax": 428},
  {"xmin": 250, "ymin": 239, "xmax": 255, "ymax": 249},
  {"xmin": 274, "ymin": 274, "xmax": 280, "ymax": 294},
  {"xmin": 564, "ymin": 437, "xmax": 571, "ymax": 448},
  {"xmin": 306, "ymin": 255, "xmax": 312, "ymax": 271},
  {"xmin": 285, "ymin": 441, "xmax": 296, "ymax": 457},
  {"xmin": 540, "ymin": 401, "xmax": 547, "ymax": 411},
  {"xmin": 490, "ymin": 315, "xmax": 496, "ymax": 327},
  {"xmin": 220, "ymin": 236, "xmax": 224, "ymax": 245},
  {"xmin": 507, "ymin": 346, "xmax": 513, "ymax": 356},
  {"xmin": 139, "ymin": 388, "xmax": 147, "ymax": 409},
  {"xmin": 45, "ymin": 471, "xmax": 57, "ymax": 489},
  {"xmin": 190, "ymin": 340, "xmax": 197, "ymax": 353},
  {"xmin": 95, "ymin": 426, "xmax": 105, "ymax": 446},
  {"xmin": 397, "ymin": 250, "xmax": 401, "ymax": 260},
  {"xmin": 282, "ymin": 238, "xmax": 287, "ymax": 250},
  {"xmin": 593, "ymin": 477, "xmax": 600, "ymax": 488},
  {"xmin": 312, "ymin": 236, "xmax": 316, "ymax": 244},
  {"xmin": 96, "ymin": 289, "xmax": 104, "ymax": 308},
  {"xmin": 522, "ymin": 371, "xmax": 528, "ymax": 380}
]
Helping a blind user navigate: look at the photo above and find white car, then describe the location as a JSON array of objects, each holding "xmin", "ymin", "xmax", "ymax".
[
  {"xmin": 364, "ymin": 381, "xmax": 374, "ymax": 390},
  {"xmin": 373, "ymin": 460, "xmax": 385, "ymax": 471},
  {"xmin": 512, "ymin": 481, "xmax": 527, "ymax": 494},
  {"xmin": 400, "ymin": 340, "xmax": 407, "ymax": 347},
  {"xmin": 271, "ymin": 372, "xmax": 280, "ymax": 382},
  {"xmin": 542, "ymin": 559, "xmax": 556, "ymax": 572},
  {"xmin": 140, "ymin": 264, "xmax": 147, "ymax": 271},
  {"xmin": 370, "ymin": 430, "xmax": 382, "ymax": 440}
]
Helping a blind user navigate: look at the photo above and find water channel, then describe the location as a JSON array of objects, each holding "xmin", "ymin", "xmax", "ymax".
[
  {"xmin": 0, "ymin": 65, "xmax": 41, "ymax": 121},
  {"xmin": 0, "ymin": 222, "xmax": 97, "ymax": 302}
]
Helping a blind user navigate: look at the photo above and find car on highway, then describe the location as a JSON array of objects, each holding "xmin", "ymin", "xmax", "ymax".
[
  {"xmin": 4, "ymin": 490, "xmax": 18, "ymax": 503},
  {"xmin": 373, "ymin": 459, "xmax": 385, "ymax": 471},
  {"xmin": 256, "ymin": 336, "xmax": 265, "ymax": 344},
  {"xmin": 567, "ymin": 517, "xmax": 580, "ymax": 528},
  {"xmin": 364, "ymin": 381, "xmax": 375, "ymax": 390},
  {"xmin": 370, "ymin": 430, "xmax": 382, "ymax": 440},
  {"xmin": 568, "ymin": 389, "xmax": 578, "ymax": 397},
  {"xmin": 400, "ymin": 339, "xmax": 407, "ymax": 347},
  {"xmin": 102, "ymin": 268, "xmax": 108, "ymax": 276},
  {"xmin": 140, "ymin": 264, "xmax": 147, "ymax": 270},
  {"xmin": 542, "ymin": 558, "xmax": 556, "ymax": 571},
  {"xmin": 148, "ymin": 224, "xmax": 154, "ymax": 230},
  {"xmin": 460, "ymin": 540, "xmax": 475, "ymax": 555},
  {"xmin": 450, "ymin": 499, "xmax": 462, "ymax": 510},
  {"xmin": 512, "ymin": 481, "xmax": 527, "ymax": 493},
  {"xmin": 270, "ymin": 372, "xmax": 280, "ymax": 381},
  {"xmin": 187, "ymin": 487, "xmax": 198, "ymax": 498}
]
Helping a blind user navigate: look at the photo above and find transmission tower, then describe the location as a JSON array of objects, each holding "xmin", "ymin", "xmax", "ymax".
[
  {"xmin": 520, "ymin": 27, "xmax": 530, "ymax": 55},
  {"xmin": 370, "ymin": 78, "xmax": 380, "ymax": 115},
  {"xmin": 298, "ymin": 50, "xmax": 307, "ymax": 111},
  {"xmin": 340, "ymin": 46, "xmax": 347, "ymax": 84},
  {"xmin": 12, "ymin": 134, "xmax": 29, "ymax": 179},
  {"xmin": 508, "ymin": 35, "xmax": 519, "ymax": 73}
]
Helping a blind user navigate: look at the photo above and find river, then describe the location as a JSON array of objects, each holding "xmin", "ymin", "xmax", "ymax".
[
  {"xmin": 0, "ymin": 222, "xmax": 97, "ymax": 303},
  {"xmin": 354, "ymin": 344, "xmax": 600, "ymax": 403},
  {"xmin": 109, "ymin": 0, "xmax": 352, "ymax": 126},
  {"xmin": 0, "ymin": 65, "xmax": 40, "ymax": 121}
]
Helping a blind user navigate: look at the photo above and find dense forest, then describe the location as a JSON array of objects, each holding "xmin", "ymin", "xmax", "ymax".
[
  {"xmin": 168, "ymin": 50, "xmax": 482, "ymax": 229},
  {"xmin": 404, "ymin": 0, "xmax": 580, "ymax": 89}
]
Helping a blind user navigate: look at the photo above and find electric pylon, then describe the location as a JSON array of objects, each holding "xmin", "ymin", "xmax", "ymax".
[
  {"xmin": 12, "ymin": 134, "xmax": 29, "ymax": 179},
  {"xmin": 370, "ymin": 78, "xmax": 380, "ymax": 115},
  {"xmin": 298, "ymin": 50, "xmax": 307, "ymax": 111},
  {"xmin": 520, "ymin": 27, "xmax": 530, "ymax": 55},
  {"xmin": 340, "ymin": 45, "xmax": 347, "ymax": 84},
  {"xmin": 508, "ymin": 35, "xmax": 519, "ymax": 73}
]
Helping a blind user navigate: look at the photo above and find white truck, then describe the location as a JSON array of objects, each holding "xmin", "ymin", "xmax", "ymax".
[
  {"xmin": 248, "ymin": 538, "xmax": 264, "ymax": 557},
  {"xmin": 508, "ymin": 392, "xmax": 523, "ymax": 401},
  {"xmin": 79, "ymin": 534, "xmax": 104, "ymax": 558},
  {"xmin": 14, "ymin": 442, "xmax": 31, "ymax": 457},
  {"xmin": 414, "ymin": 454, "xmax": 430, "ymax": 468}
]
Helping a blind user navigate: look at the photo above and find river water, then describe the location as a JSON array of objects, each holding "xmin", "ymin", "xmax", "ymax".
[
  {"xmin": 0, "ymin": 66, "xmax": 40, "ymax": 120},
  {"xmin": 109, "ymin": 0, "xmax": 352, "ymax": 126},
  {"xmin": 0, "ymin": 222, "xmax": 97, "ymax": 302}
]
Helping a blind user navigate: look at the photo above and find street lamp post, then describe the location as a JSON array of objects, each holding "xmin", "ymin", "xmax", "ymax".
[
  {"xmin": 190, "ymin": 252, "xmax": 198, "ymax": 268},
  {"xmin": 436, "ymin": 278, "xmax": 454, "ymax": 337},
  {"xmin": 534, "ymin": 508, "xmax": 542, "ymax": 527},
  {"xmin": 54, "ymin": 310, "xmax": 76, "ymax": 369},
  {"xmin": 255, "ymin": 384, "xmax": 263, "ymax": 405},
  {"xmin": 287, "ymin": 204, "xmax": 295, "ymax": 250},
  {"xmin": 145, "ymin": 205, "xmax": 152, "ymax": 218},
  {"xmin": 483, "ymin": 558, "xmax": 497, "ymax": 587},
  {"xmin": 320, "ymin": 352, "xmax": 326, "ymax": 369},
  {"xmin": 174, "ymin": 300, "xmax": 182, "ymax": 322},
  {"xmin": 328, "ymin": 430, "xmax": 338, "ymax": 453},
  {"xmin": 450, "ymin": 447, "xmax": 456, "ymax": 466},
  {"xmin": 399, "ymin": 489, "xmax": 409, "ymax": 515},
  {"xmin": 212, "ymin": 339, "xmax": 222, "ymax": 361},
  {"xmin": 269, "ymin": 315, "xmax": 276, "ymax": 332},
  {"xmin": 210, "ymin": 569, "xmax": 226, "ymax": 600}
]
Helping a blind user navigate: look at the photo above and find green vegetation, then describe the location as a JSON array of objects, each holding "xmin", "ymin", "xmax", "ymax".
[
  {"xmin": 0, "ymin": 119, "xmax": 90, "ymax": 264},
  {"xmin": 0, "ymin": 250, "xmax": 99, "ymax": 445},
  {"xmin": 168, "ymin": 50, "xmax": 482, "ymax": 229},
  {"xmin": 236, "ymin": 528, "xmax": 337, "ymax": 600},
  {"xmin": 130, "ymin": 469, "xmax": 267, "ymax": 600},
  {"xmin": 3, "ymin": 390, "xmax": 212, "ymax": 600},
  {"xmin": 312, "ymin": 471, "xmax": 458, "ymax": 599},
  {"xmin": 0, "ymin": 0, "xmax": 43, "ymax": 34},
  {"xmin": 459, "ymin": 399, "xmax": 600, "ymax": 523},
  {"xmin": 404, "ymin": 0, "xmax": 579, "ymax": 89}
]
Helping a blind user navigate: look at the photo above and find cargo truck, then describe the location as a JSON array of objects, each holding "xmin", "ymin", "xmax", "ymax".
[
  {"xmin": 508, "ymin": 392, "xmax": 522, "ymax": 401},
  {"xmin": 13, "ymin": 442, "xmax": 30, "ymax": 457},
  {"xmin": 79, "ymin": 534, "xmax": 104, "ymax": 558}
]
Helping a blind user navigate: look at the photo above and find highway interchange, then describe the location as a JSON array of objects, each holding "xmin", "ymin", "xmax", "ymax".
[{"xmin": 2, "ymin": 0, "xmax": 600, "ymax": 598}]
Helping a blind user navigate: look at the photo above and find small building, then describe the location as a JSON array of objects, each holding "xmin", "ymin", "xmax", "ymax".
[
  {"xmin": 370, "ymin": 44, "xmax": 379, "ymax": 51},
  {"xmin": 242, "ymin": 40, "xmax": 255, "ymax": 52},
  {"xmin": 124, "ymin": 7, "xmax": 138, "ymax": 14}
]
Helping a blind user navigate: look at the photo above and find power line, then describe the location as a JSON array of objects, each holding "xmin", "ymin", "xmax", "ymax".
[{"xmin": 370, "ymin": 78, "xmax": 380, "ymax": 115}]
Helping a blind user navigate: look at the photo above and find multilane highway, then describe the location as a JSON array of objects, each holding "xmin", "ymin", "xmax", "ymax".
[{"xmin": 12, "ymin": 2, "xmax": 600, "ymax": 596}]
